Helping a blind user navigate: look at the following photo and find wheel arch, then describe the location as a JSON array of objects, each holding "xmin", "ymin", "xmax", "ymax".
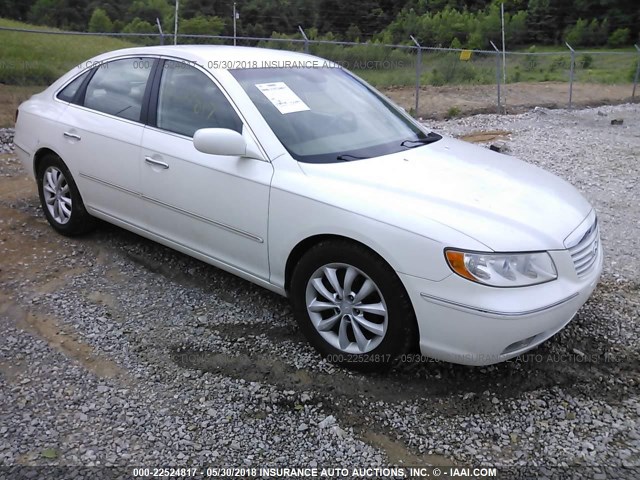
[
  {"xmin": 284, "ymin": 233, "xmax": 395, "ymax": 294},
  {"xmin": 33, "ymin": 147, "xmax": 60, "ymax": 177},
  {"xmin": 285, "ymin": 233, "xmax": 421, "ymax": 361}
]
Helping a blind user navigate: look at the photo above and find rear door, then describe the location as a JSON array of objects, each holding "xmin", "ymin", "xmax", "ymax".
[{"xmin": 55, "ymin": 57, "xmax": 156, "ymax": 226}]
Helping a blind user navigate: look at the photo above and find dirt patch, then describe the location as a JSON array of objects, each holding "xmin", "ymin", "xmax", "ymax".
[
  {"xmin": 0, "ymin": 169, "xmax": 34, "ymax": 200},
  {"xmin": 362, "ymin": 431, "xmax": 452, "ymax": 467},
  {"xmin": 0, "ymin": 295, "xmax": 128, "ymax": 380},
  {"xmin": 458, "ymin": 129, "xmax": 512, "ymax": 143},
  {"xmin": 170, "ymin": 326, "xmax": 635, "ymax": 407},
  {"xmin": 381, "ymin": 81, "xmax": 638, "ymax": 119}
]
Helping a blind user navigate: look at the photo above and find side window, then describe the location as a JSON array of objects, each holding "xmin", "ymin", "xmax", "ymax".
[
  {"xmin": 156, "ymin": 61, "xmax": 242, "ymax": 137},
  {"xmin": 84, "ymin": 58, "xmax": 153, "ymax": 122},
  {"xmin": 57, "ymin": 70, "xmax": 90, "ymax": 103}
]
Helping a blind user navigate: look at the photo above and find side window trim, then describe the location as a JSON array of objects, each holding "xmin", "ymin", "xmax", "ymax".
[
  {"xmin": 140, "ymin": 58, "xmax": 161, "ymax": 125},
  {"xmin": 146, "ymin": 58, "xmax": 166, "ymax": 128},
  {"xmin": 54, "ymin": 69, "xmax": 94, "ymax": 105},
  {"xmin": 73, "ymin": 67, "xmax": 98, "ymax": 105}
]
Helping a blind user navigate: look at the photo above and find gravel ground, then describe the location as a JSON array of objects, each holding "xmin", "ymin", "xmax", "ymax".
[
  {"xmin": 0, "ymin": 104, "xmax": 639, "ymax": 479},
  {"xmin": 0, "ymin": 129, "xmax": 13, "ymax": 154}
]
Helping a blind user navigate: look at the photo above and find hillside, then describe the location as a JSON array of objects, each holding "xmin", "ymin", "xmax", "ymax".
[{"xmin": 0, "ymin": 18, "xmax": 137, "ymax": 85}]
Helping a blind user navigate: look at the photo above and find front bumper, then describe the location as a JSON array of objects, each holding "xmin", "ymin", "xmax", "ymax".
[{"xmin": 400, "ymin": 247, "xmax": 603, "ymax": 366}]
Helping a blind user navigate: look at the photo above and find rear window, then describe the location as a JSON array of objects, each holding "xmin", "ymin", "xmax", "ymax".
[
  {"xmin": 83, "ymin": 58, "xmax": 153, "ymax": 122},
  {"xmin": 56, "ymin": 70, "xmax": 90, "ymax": 103}
]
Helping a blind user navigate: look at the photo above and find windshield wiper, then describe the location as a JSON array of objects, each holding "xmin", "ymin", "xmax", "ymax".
[
  {"xmin": 400, "ymin": 132, "xmax": 442, "ymax": 149},
  {"xmin": 336, "ymin": 154, "xmax": 368, "ymax": 161}
]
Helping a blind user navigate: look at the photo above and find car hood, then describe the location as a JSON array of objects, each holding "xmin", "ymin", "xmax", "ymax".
[{"xmin": 297, "ymin": 137, "xmax": 592, "ymax": 251}]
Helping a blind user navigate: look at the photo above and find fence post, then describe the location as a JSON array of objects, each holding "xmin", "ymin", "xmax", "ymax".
[
  {"xmin": 298, "ymin": 26, "xmax": 309, "ymax": 54},
  {"xmin": 566, "ymin": 42, "xmax": 575, "ymax": 109},
  {"xmin": 410, "ymin": 35, "xmax": 422, "ymax": 116},
  {"xmin": 489, "ymin": 41, "xmax": 501, "ymax": 114},
  {"xmin": 156, "ymin": 17, "xmax": 164, "ymax": 45},
  {"xmin": 633, "ymin": 44, "xmax": 640, "ymax": 100}
]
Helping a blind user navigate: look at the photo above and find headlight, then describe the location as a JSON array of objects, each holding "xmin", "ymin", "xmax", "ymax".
[{"xmin": 445, "ymin": 249, "xmax": 557, "ymax": 287}]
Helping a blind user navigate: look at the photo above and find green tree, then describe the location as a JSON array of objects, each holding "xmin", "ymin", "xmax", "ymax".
[
  {"xmin": 565, "ymin": 18, "xmax": 588, "ymax": 46},
  {"xmin": 346, "ymin": 24, "xmax": 363, "ymax": 42},
  {"xmin": 27, "ymin": 0, "xmax": 65, "ymax": 27},
  {"xmin": 127, "ymin": 0, "xmax": 172, "ymax": 25},
  {"xmin": 179, "ymin": 14, "xmax": 224, "ymax": 41},
  {"xmin": 0, "ymin": 0, "xmax": 33, "ymax": 20},
  {"xmin": 88, "ymin": 7, "xmax": 113, "ymax": 32},
  {"xmin": 608, "ymin": 28, "xmax": 630, "ymax": 47},
  {"xmin": 122, "ymin": 17, "xmax": 156, "ymax": 34},
  {"xmin": 526, "ymin": 0, "xmax": 553, "ymax": 44}
]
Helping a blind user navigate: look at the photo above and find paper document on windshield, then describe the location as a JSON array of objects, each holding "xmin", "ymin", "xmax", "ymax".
[{"xmin": 255, "ymin": 82, "xmax": 310, "ymax": 114}]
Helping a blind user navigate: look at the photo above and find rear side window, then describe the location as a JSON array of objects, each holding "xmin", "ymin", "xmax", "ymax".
[
  {"xmin": 155, "ymin": 60, "xmax": 242, "ymax": 137},
  {"xmin": 83, "ymin": 58, "xmax": 153, "ymax": 122},
  {"xmin": 57, "ymin": 70, "xmax": 90, "ymax": 103}
]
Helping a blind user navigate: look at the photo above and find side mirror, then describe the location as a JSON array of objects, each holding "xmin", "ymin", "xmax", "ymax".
[{"xmin": 193, "ymin": 128, "xmax": 247, "ymax": 156}]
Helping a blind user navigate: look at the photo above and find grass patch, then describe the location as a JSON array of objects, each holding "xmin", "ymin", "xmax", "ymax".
[{"xmin": 0, "ymin": 18, "xmax": 138, "ymax": 85}]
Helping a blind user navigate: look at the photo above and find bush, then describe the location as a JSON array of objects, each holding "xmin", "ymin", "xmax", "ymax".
[
  {"xmin": 608, "ymin": 28, "xmax": 631, "ymax": 48},
  {"xmin": 579, "ymin": 54, "xmax": 593, "ymax": 69},
  {"xmin": 548, "ymin": 55, "xmax": 569, "ymax": 72},
  {"xmin": 429, "ymin": 68, "xmax": 445, "ymax": 86},
  {"xmin": 452, "ymin": 63, "xmax": 477, "ymax": 83},
  {"xmin": 511, "ymin": 65, "xmax": 521, "ymax": 82},
  {"xmin": 445, "ymin": 106, "xmax": 461, "ymax": 118},
  {"xmin": 524, "ymin": 45, "xmax": 538, "ymax": 71}
]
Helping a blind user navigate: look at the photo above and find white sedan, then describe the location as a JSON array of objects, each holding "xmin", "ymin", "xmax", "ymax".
[{"xmin": 14, "ymin": 46, "xmax": 602, "ymax": 369}]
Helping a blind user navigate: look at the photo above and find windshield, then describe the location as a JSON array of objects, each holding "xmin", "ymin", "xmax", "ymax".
[{"xmin": 230, "ymin": 66, "xmax": 440, "ymax": 163}]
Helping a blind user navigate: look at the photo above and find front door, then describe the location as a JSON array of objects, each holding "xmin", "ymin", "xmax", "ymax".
[{"xmin": 140, "ymin": 60, "xmax": 273, "ymax": 281}]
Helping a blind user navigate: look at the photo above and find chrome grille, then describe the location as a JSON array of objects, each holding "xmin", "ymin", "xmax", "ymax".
[{"xmin": 568, "ymin": 220, "xmax": 600, "ymax": 277}]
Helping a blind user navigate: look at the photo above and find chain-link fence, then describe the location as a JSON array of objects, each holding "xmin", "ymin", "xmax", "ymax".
[{"xmin": 1, "ymin": 24, "xmax": 639, "ymax": 120}]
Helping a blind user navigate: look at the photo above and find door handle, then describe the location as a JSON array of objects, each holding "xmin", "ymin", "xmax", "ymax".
[
  {"xmin": 63, "ymin": 132, "xmax": 81, "ymax": 141},
  {"xmin": 145, "ymin": 157, "xmax": 169, "ymax": 169}
]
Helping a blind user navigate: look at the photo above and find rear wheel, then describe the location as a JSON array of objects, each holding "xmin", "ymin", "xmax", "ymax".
[
  {"xmin": 291, "ymin": 240, "xmax": 417, "ymax": 370},
  {"xmin": 36, "ymin": 153, "xmax": 94, "ymax": 236}
]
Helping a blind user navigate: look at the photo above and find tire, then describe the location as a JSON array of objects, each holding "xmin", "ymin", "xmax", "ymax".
[
  {"xmin": 36, "ymin": 153, "xmax": 95, "ymax": 236},
  {"xmin": 291, "ymin": 239, "xmax": 417, "ymax": 371}
]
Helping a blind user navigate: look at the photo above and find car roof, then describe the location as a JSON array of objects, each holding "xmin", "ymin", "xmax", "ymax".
[{"xmin": 93, "ymin": 45, "xmax": 321, "ymax": 68}]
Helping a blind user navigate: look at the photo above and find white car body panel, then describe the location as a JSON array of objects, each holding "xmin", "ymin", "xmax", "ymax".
[
  {"xmin": 297, "ymin": 137, "xmax": 592, "ymax": 252},
  {"xmin": 14, "ymin": 45, "xmax": 603, "ymax": 366},
  {"xmin": 139, "ymin": 126, "xmax": 273, "ymax": 280},
  {"xmin": 58, "ymin": 104, "xmax": 147, "ymax": 225}
]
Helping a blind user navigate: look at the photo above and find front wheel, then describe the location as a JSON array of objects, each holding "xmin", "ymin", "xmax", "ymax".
[{"xmin": 291, "ymin": 240, "xmax": 417, "ymax": 370}]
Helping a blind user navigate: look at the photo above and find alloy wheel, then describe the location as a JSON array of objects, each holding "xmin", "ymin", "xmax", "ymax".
[
  {"xmin": 305, "ymin": 263, "xmax": 388, "ymax": 354},
  {"xmin": 42, "ymin": 166, "xmax": 72, "ymax": 224}
]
